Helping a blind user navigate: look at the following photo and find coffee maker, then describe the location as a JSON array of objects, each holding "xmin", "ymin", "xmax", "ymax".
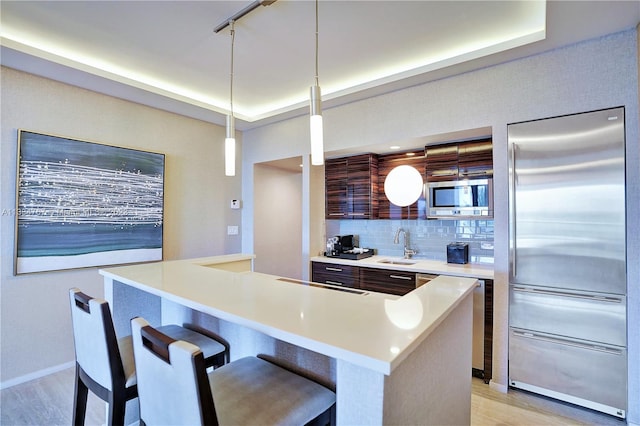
[
  {"xmin": 326, "ymin": 235, "xmax": 355, "ymax": 257},
  {"xmin": 325, "ymin": 235, "xmax": 374, "ymax": 259}
]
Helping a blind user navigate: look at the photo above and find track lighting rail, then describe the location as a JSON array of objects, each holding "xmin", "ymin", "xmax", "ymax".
[{"xmin": 213, "ymin": 0, "xmax": 277, "ymax": 33}]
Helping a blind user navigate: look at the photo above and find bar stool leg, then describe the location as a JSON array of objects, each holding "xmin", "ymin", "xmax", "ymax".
[
  {"xmin": 107, "ymin": 391, "xmax": 126, "ymax": 426},
  {"xmin": 72, "ymin": 365, "xmax": 88, "ymax": 426}
]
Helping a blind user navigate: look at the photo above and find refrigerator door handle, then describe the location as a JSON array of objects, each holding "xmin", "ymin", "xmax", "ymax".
[
  {"xmin": 511, "ymin": 286, "xmax": 624, "ymax": 304},
  {"xmin": 509, "ymin": 142, "xmax": 518, "ymax": 280},
  {"xmin": 512, "ymin": 330, "xmax": 624, "ymax": 355}
]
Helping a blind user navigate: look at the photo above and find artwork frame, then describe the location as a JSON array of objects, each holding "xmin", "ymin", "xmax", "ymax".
[{"xmin": 14, "ymin": 130, "xmax": 165, "ymax": 274}]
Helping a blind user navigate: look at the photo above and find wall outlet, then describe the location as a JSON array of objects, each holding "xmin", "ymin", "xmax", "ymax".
[
  {"xmin": 230, "ymin": 199, "xmax": 241, "ymax": 209},
  {"xmin": 227, "ymin": 225, "xmax": 239, "ymax": 235}
]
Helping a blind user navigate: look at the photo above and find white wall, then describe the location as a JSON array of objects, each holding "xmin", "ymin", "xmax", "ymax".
[
  {"xmin": 242, "ymin": 29, "xmax": 640, "ymax": 423},
  {"xmin": 0, "ymin": 67, "xmax": 242, "ymax": 385},
  {"xmin": 253, "ymin": 163, "xmax": 302, "ymax": 279}
]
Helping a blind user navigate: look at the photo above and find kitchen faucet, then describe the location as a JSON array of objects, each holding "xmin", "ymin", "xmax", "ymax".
[{"xmin": 394, "ymin": 228, "xmax": 416, "ymax": 259}]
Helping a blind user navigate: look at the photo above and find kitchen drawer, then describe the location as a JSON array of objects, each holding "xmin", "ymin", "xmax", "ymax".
[
  {"xmin": 512, "ymin": 251, "xmax": 626, "ymax": 296},
  {"xmin": 509, "ymin": 285, "xmax": 626, "ymax": 347},
  {"xmin": 509, "ymin": 327, "xmax": 627, "ymax": 416},
  {"xmin": 311, "ymin": 262, "xmax": 359, "ymax": 288},
  {"xmin": 360, "ymin": 267, "xmax": 415, "ymax": 296}
]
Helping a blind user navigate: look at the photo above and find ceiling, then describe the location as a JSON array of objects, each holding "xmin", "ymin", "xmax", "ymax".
[{"xmin": 1, "ymin": 1, "xmax": 638, "ymax": 132}]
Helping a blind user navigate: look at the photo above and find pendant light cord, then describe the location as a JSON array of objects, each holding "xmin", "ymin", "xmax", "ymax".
[
  {"xmin": 229, "ymin": 20, "xmax": 235, "ymax": 118},
  {"xmin": 314, "ymin": 0, "xmax": 319, "ymax": 86}
]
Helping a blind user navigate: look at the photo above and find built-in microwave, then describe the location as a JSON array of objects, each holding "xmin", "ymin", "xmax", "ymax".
[{"xmin": 427, "ymin": 179, "xmax": 493, "ymax": 219}]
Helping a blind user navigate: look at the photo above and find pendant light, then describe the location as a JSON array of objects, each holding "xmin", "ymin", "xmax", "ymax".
[
  {"xmin": 215, "ymin": 1, "xmax": 277, "ymax": 176},
  {"xmin": 225, "ymin": 20, "xmax": 236, "ymax": 177},
  {"xmin": 384, "ymin": 165, "xmax": 424, "ymax": 206},
  {"xmin": 310, "ymin": 0, "xmax": 324, "ymax": 166}
]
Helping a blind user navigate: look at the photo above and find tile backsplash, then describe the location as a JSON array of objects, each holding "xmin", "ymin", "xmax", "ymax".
[{"xmin": 326, "ymin": 219, "xmax": 494, "ymax": 264}]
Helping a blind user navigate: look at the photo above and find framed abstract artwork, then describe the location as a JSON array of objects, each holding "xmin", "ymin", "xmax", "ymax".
[{"xmin": 14, "ymin": 130, "xmax": 164, "ymax": 274}]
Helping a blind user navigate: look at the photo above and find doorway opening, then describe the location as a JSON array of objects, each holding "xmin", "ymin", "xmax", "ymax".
[{"xmin": 253, "ymin": 157, "xmax": 303, "ymax": 279}]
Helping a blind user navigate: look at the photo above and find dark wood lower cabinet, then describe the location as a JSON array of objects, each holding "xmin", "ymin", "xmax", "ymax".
[
  {"xmin": 311, "ymin": 262, "xmax": 360, "ymax": 288},
  {"xmin": 483, "ymin": 279, "xmax": 493, "ymax": 384},
  {"xmin": 359, "ymin": 267, "xmax": 416, "ymax": 296},
  {"xmin": 311, "ymin": 262, "xmax": 415, "ymax": 295}
]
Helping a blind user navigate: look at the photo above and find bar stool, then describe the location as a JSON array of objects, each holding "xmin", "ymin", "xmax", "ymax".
[
  {"xmin": 131, "ymin": 317, "xmax": 336, "ymax": 426},
  {"xmin": 69, "ymin": 288, "xmax": 228, "ymax": 426}
]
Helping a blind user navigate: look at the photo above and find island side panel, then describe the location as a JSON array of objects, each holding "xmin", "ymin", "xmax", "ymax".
[
  {"xmin": 105, "ymin": 278, "xmax": 161, "ymax": 338},
  {"xmin": 161, "ymin": 299, "xmax": 336, "ymax": 389},
  {"xmin": 335, "ymin": 360, "xmax": 385, "ymax": 425},
  {"xmin": 333, "ymin": 294, "xmax": 473, "ymax": 425},
  {"xmin": 383, "ymin": 293, "xmax": 473, "ymax": 425}
]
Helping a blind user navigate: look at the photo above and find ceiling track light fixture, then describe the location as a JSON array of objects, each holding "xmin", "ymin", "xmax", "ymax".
[
  {"xmin": 213, "ymin": 0, "xmax": 277, "ymax": 33},
  {"xmin": 215, "ymin": 0, "xmax": 277, "ymax": 177},
  {"xmin": 310, "ymin": 0, "xmax": 324, "ymax": 166}
]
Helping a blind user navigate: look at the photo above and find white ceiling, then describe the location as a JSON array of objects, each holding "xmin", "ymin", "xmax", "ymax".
[{"xmin": 1, "ymin": 1, "xmax": 638, "ymax": 131}]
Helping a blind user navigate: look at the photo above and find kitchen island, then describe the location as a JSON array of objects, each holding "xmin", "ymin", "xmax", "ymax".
[{"xmin": 100, "ymin": 254, "xmax": 477, "ymax": 425}]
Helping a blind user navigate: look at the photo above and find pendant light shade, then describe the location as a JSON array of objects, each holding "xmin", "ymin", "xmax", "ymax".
[
  {"xmin": 309, "ymin": 0, "xmax": 324, "ymax": 166},
  {"xmin": 225, "ymin": 114, "xmax": 235, "ymax": 176},
  {"xmin": 310, "ymin": 84, "xmax": 323, "ymax": 166}
]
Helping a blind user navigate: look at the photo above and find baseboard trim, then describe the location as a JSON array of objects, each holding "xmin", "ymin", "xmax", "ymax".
[
  {"xmin": 0, "ymin": 361, "xmax": 75, "ymax": 390},
  {"xmin": 489, "ymin": 379, "xmax": 508, "ymax": 393}
]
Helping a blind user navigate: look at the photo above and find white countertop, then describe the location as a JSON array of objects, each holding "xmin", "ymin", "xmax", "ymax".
[
  {"xmin": 100, "ymin": 255, "xmax": 477, "ymax": 375},
  {"xmin": 311, "ymin": 255, "xmax": 494, "ymax": 280}
]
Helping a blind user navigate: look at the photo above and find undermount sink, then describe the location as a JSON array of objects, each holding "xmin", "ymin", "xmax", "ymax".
[{"xmin": 377, "ymin": 259, "xmax": 416, "ymax": 265}]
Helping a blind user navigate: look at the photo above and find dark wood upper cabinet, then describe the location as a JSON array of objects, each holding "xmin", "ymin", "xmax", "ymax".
[
  {"xmin": 426, "ymin": 137, "xmax": 493, "ymax": 182},
  {"xmin": 325, "ymin": 157, "xmax": 348, "ymax": 218},
  {"xmin": 458, "ymin": 138, "xmax": 493, "ymax": 179},
  {"xmin": 347, "ymin": 154, "xmax": 379, "ymax": 219},
  {"xmin": 377, "ymin": 150, "xmax": 426, "ymax": 220},
  {"xmin": 425, "ymin": 144, "xmax": 459, "ymax": 182},
  {"xmin": 325, "ymin": 154, "xmax": 378, "ymax": 219},
  {"xmin": 325, "ymin": 139, "xmax": 492, "ymax": 220}
]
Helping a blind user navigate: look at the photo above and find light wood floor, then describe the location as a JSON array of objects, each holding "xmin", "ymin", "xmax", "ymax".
[
  {"xmin": 1, "ymin": 368, "xmax": 625, "ymax": 425},
  {"xmin": 470, "ymin": 379, "xmax": 622, "ymax": 426}
]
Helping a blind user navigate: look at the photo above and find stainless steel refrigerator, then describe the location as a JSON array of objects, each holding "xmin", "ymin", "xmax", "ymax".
[{"xmin": 508, "ymin": 107, "xmax": 627, "ymax": 418}]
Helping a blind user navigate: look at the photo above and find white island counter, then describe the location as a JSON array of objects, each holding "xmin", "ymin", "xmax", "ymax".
[{"xmin": 100, "ymin": 254, "xmax": 477, "ymax": 425}]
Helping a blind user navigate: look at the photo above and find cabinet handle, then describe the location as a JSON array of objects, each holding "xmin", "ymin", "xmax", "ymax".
[
  {"xmin": 325, "ymin": 267, "xmax": 343, "ymax": 272},
  {"xmin": 513, "ymin": 330, "xmax": 623, "ymax": 355},
  {"xmin": 325, "ymin": 280, "xmax": 344, "ymax": 286},
  {"xmin": 512, "ymin": 286, "xmax": 623, "ymax": 303},
  {"xmin": 460, "ymin": 170, "xmax": 488, "ymax": 177},
  {"xmin": 389, "ymin": 274, "xmax": 412, "ymax": 281},
  {"xmin": 328, "ymin": 213, "xmax": 345, "ymax": 216},
  {"xmin": 510, "ymin": 143, "xmax": 517, "ymax": 279},
  {"xmin": 432, "ymin": 170, "xmax": 458, "ymax": 177}
]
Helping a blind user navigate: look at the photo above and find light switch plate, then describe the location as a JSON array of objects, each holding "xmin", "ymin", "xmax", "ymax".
[
  {"xmin": 227, "ymin": 225, "xmax": 239, "ymax": 235},
  {"xmin": 230, "ymin": 199, "xmax": 240, "ymax": 209}
]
